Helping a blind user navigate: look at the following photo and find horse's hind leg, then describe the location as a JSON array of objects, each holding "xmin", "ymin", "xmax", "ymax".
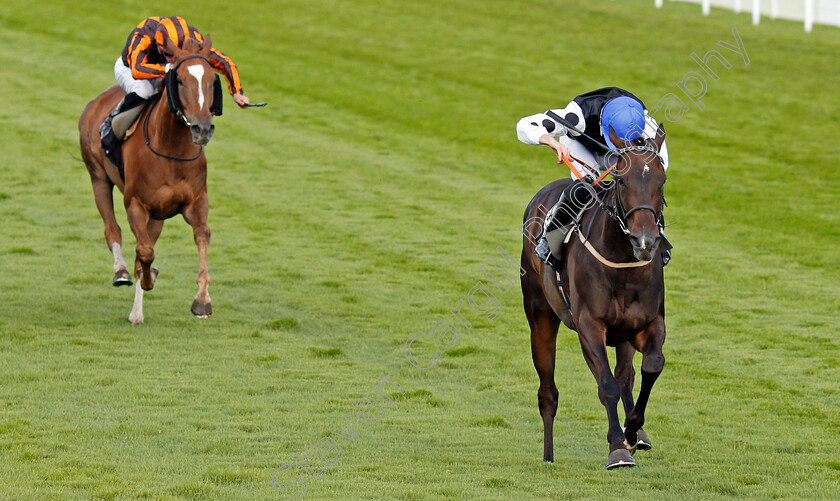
[
  {"xmin": 88, "ymin": 172, "xmax": 131, "ymax": 285},
  {"xmin": 523, "ymin": 261, "xmax": 561, "ymax": 462},
  {"xmin": 530, "ymin": 311, "xmax": 561, "ymax": 462},
  {"xmin": 184, "ymin": 192, "xmax": 211, "ymax": 318}
]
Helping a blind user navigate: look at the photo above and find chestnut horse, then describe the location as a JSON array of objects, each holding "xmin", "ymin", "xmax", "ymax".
[
  {"xmin": 79, "ymin": 37, "xmax": 220, "ymax": 324},
  {"xmin": 521, "ymin": 126, "xmax": 668, "ymax": 468}
]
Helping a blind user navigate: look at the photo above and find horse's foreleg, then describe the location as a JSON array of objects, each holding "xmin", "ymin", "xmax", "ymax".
[
  {"xmin": 624, "ymin": 318, "xmax": 666, "ymax": 449},
  {"xmin": 523, "ymin": 251, "xmax": 562, "ymax": 463},
  {"xmin": 615, "ymin": 342, "xmax": 652, "ymax": 452},
  {"xmin": 126, "ymin": 219, "xmax": 163, "ymax": 325},
  {"xmin": 125, "ymin": 197, "xmax": 155, "ymax": 291},
  {"xmin": 184, "ymin": 193, "xmax": 211, "ymax": 318},
  {"xmin": 89, "ymin": 175, "xmax": 131, "ymax": 285},
  {"xmin": 577, "ymin": 314, "xmax": 634, "ymax": 468},
  {"xmin": 614, "ymin": 342, "xmax": 636, "ymax": 416}
]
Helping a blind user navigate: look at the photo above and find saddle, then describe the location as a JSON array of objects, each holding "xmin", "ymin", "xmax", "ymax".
[
  {"xmin": 112, "ymin": 101, "xmax": 148, "ymax": 141},
  {"xmin": 103, "ymin": 99, "xmax": 149, "ymax": 175}
]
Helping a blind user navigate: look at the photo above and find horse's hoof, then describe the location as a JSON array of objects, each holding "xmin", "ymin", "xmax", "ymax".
[
  {"xmin": 635, "ymin": 429, "xmax": 652, "ymax": 451},
  {"xmin": 191, "ymin": 300, "xmax": 212, "ymax": 318},
  {"xmin": 622, "ymin": 427, "xmax": 651, "ymax": 453},
  {"xmin": 606, "ymin": 449, "xmax": 636, "ymax": 469},
  {"xmin": 135, "ymin": 268, "xmax": 160, "ymax": 279},
  {"xmin": 136, "ymin": 268, "xmax": 159, "ymax": 290},
  {"xmin": 113, "ymin": 270, "xmax": 133, "ymax": 287}
]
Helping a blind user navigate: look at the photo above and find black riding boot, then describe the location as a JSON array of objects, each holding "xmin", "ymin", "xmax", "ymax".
[{"xmin": 100, "ymin": 92, "xmax": 146, "ymax": 165}]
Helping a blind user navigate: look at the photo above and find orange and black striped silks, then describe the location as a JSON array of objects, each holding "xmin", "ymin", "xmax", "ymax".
[{"xmin": 120, "ymin": 16, "xmax": 243, "ymax": 95}]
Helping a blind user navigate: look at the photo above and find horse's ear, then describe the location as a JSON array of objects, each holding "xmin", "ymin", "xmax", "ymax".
[
  {"xmin": 164, "ymin": 37, "xmax": 184, "ymax": 61},
  {"xmin": 182, "ymin": 37, "xmax": 202, "ymax": 54},
  {"xmin": 608, "ymin": 125, "xmax": 626, "ymax": 149},
  {"xmin": 653, "ymin": 122, "xmax": 666, "ymax": 151},
  {"xmin": 199, "ymin": 35, "xmax": 213, "ymax": 57}
]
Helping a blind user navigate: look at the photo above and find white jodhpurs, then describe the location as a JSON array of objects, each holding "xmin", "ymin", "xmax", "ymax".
[{"xmin": 114, "ymin": 57, "xmax": 161, "ymax": 99}]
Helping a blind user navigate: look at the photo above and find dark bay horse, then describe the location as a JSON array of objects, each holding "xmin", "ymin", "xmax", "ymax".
[
  {"xmin": 79, "ymin": 37, "xmax": 219, "ymax": 324},
  {"xmin": 521, "ymin": 126, "xmax": 668, "ymax": 468}
]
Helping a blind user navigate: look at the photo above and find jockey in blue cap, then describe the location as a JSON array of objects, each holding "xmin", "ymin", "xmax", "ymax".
[{"xmin": 517, "ymin": 87, "xmax": 671, "ymax": 265}]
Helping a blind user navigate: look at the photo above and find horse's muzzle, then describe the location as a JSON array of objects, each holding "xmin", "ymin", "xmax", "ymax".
[
  {"xmin": 629, "ymin": 233, "xmax": 660, "ymax": 261},
  {"xmin": 190, "ymin": 122, "xmax": 215, "ymax": 146}
]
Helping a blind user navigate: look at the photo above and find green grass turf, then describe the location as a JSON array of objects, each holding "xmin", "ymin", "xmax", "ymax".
[{"xmin": 1, "ymin": 0, "xmax": 839, "ymax": 499}]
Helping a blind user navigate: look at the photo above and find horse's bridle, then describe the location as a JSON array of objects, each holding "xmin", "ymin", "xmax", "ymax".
[
  {"xmin": 165, "ymin": 55, "xmax": 213, "ymax": 127},
  {"xmin": 143, "ymin": 55, "xmax": 212, "ymax": 162},
  {"xmin": 603, "ymin": 145, "xmax": 665, "ymax": 236}
]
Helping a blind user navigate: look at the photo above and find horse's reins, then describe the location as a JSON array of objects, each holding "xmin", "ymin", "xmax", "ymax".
[
  {"xmin": 143, "ymin": 55, "xmax": 210, "ymax": 162},
  {"xmin": 143, "ymin": 97, "xmax": 204, "ymax": 162},
  {"xmin": 544, "ymin": 110, "xmax": 614, "ymax": 184},
  {"xmin": 547, "ymin": 111, "xmax": 661, "ymax": 189}
]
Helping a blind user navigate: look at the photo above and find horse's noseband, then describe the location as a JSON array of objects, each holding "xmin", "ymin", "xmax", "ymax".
[{"xmin": 623, "ymin": 204, "xmax": 658, "ymax": 221}]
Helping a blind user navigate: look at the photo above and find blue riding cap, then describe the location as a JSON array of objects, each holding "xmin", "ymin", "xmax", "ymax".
[{"xmin": 600, "ymin": 96, "xmax": 645, "ymax": 150}]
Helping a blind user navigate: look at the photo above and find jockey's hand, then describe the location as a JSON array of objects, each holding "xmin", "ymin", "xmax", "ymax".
[
  {"xmin": 552, "ymin": 143, "xmax": 571, "ymax": 164},
  {"xmin": 233, "ymin": 93, "xmax": 250, "ymax": 108},
  {"xmin": 538, "ymin": 134, "xmax": 571, "ymax": 164}
]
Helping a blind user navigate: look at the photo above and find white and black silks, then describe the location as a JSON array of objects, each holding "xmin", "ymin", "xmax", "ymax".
[{"xmin": 516, "ymin": 86, "xmax": 669, "ymax": 172}]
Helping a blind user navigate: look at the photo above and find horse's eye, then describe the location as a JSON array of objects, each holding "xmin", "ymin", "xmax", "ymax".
[
  {"xmin": 615, "ymin": 177, "xmax": 625, "ymax": 186},
  {"xmin": 177, "ymin": 78, "xmax": 183, "ymax": 86}
]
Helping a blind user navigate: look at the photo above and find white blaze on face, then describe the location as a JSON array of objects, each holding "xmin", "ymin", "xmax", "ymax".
[
  {"xmin": 643, "ymin": 164, "xmax": 650, "ymax": 176},
  {"xmin": 187, "ymin": 64, "xmax": 205, "ymax": 110}
]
